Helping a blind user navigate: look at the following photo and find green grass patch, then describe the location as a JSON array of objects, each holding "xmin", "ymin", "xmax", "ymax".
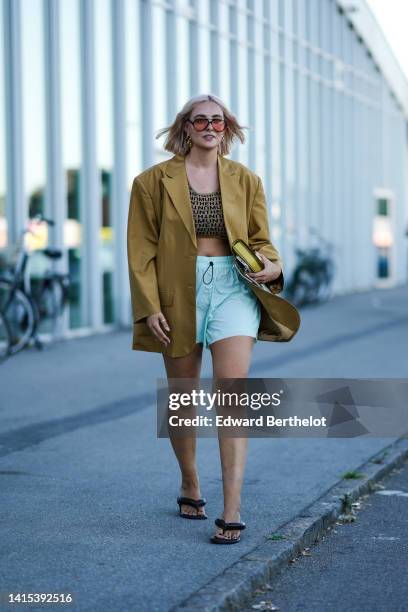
[
  {"xmin": 341, "ymin": 470, "xmax": 365, "ymax": 479},
  {"xmin": 265, "ymin": 533, "xmax": 287, "ymax": 541},
  {"xmin": 371, "ymin": 450, "xmax": 389, "ymax": 464}
]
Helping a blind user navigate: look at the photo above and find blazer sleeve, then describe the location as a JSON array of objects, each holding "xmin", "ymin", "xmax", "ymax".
[
  {"xmin": 248, "ymin": 176, "xmax": 284, "ymax": 294},
  {"xmin": 127, "ymin": 177, "xmax": 161, "ymax": 322}
]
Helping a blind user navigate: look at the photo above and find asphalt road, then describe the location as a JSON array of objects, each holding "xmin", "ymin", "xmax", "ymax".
[{"xmin": 0, "ymin": 284, "xmax": 407, "ymax": 611}]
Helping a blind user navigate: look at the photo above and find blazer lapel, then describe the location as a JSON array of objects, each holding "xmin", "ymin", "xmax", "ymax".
[{"xmin": 161, "ymin": 153, "xmax": 243, "ymax": 250}]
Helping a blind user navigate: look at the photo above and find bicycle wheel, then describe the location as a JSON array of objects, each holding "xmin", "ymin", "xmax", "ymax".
[
  {"xmin": 0, "ymin": 310, "xmax": 12, "ymax": 362},
  {"xmin": 317, "ymin": 275, "xmax": 333, "ymax": 303},
  {"xmin": 37, "ymin": 276, "xmax": 66, "ymax": 320},
  {"xmin": 288, "ymin": 269, "xmax": 316, "ymax": 307},
  {"xmin": 0, "ymin": 279, "xmax": 37, "ymax": 354},
  {"xmin": 34, "ymin": 277, "xmax": 67, "ymax": 337}
]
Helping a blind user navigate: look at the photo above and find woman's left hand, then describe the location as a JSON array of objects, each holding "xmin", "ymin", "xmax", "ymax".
[{"xmin": 246, "ymin": 251, "xmax": 282, "ymax": 284}]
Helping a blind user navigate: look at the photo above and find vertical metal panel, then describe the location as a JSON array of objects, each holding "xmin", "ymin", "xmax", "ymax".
[
  {"xmin": 0, "ymin": 0, "xmax": 7, "ymax": 246},
  {"xmin": 44, "ymin": 0, "xmax": 68, "ymax": 336},
  {"xmin": 196, "ymin": 0, "xmax": 211, "ymax": 96},
  {"xmin": 356, "ymin": 20, "xmax": 365, "ymax": 290},
  {"xmin": 350, "ymin": 23, "xmax": 358, "ymax": 290},
  {"xmin": 357, "ymin": 39, "xmax": 366, "ymax": 286},
  {"xmin": 253, "ymin": 0, "xmax": 265, "ymax": 177},
  {"xmin": 246, "ymin": 1, "xmax": 256, "ymax": 169},
  {"xmin": 315, "ymin": 0, "xmax": 324, "ymax": 249},
  {"xmin": 79, "ymin": 0, "xmax": 102, "ymax": 328},
  {"xmin": 218, "ymin": 0, "xmax": 230, "ymax": 104},
  {"xmin": 389, "ymin": 108, "xmax": 406, "ymax": 282},
  {"xmin": 3, "ymin": 0, "xmax": 24, "ymax": 242},
  {"xmin": 269, "ymin": 0, "xmax": 283, "ymax": 256},
  {"xmin": 209, "ymin": 0, "xmax": 219, "ymax": 93},
  {"xmin": 165, "ymin": 4, "xmax": 177, "ymax": 122},
  {"xmin": 398, "ymin": 113, "xmax": 408, "ymax": 280},
  {"xmin": 124, "ymin": 0, "xmax": 142, "ymax": 182},
  {"xmin": 295, "ymin": 0, "xmax": 309, "ymax": 250},
  {"xmin": 387, "ymin": 110, "xmax": 396, "ymax": 283},
  {"xmin": 369, "ymin": 64, "xmax": 382, "ymax": 286},
  {"xmin": 228, "ymin": 0, "xmax": 239, "ymax": 160},
  {"xmin": 331, "ymin": 2, "xmax": 343, "ymax": 291},
  {"xmin": 44, "ymin": 0, "xmax": 64, "ymax": 248},
  {"xmin": 291, "ymin": 0, "xmax": 301, "ymax": 255},
  {"xmin": 341, "ymin": 20, "xmax": 351, "ymax": 290},
  {"xmin": 320, "ymin": 0, "xmax": 330, "ymax": 247},
  {"xmin": 262, "ymin": 0, "xmax": 273, "ymax": 200},
  {"xmin": 277, "ymin": 0, "xmax": 289, "ymax": 266},
  {"xmin": 236, "ymin": 0, "xmax": 249, "ymax": 166},
  {"xmin": 188, "ymin": 2, "xmax": 199, "ymax": 95},
  {"xmin": 151, "ymin": 4, "xmax": 168, "ymax": 158},
  {"xmin": 399, "ymin": 113, "xmax": 408, "ymax": 281},
  {"xmin": 111, "ymin": 0, "xmax": 129, "ymax": 326},
  {"xmin": 140, "ymin": 0, "xmax": 154, "ymax": 167},
  {"xmin": 174, "ymin": 3, "xmax": 189, "ymax": 107},
  {"xmin": 307, "ymin": 0, "xmax": 320, "ymax": 250},
  {"xmin": 359, "ymin": 42, "xmax": 371, "ymax": 284},
  {"xmin": 282, "ymin": 0, "xmax": 295, "ymax": 270},
  {"xmin": 343, "ymin": 8, "xmax": 351, "ymax": 290}
]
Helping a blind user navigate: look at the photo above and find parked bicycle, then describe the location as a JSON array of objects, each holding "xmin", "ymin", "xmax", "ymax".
[
  {"xmin": 285, "ymin": 227, "xmax": 336, "ymax": 307},
  {"xmin": 0, "ymin": 310, "xmax": 11, "ymax": 361},
  {"xmin": 0, "ymin": 214, "xmax": 70, "ymax": 355}
]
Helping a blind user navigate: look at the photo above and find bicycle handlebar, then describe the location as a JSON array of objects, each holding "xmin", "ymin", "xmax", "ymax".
[{"xmin": 31, "ymin": 213, "xmax": 55, "ymax": 226}]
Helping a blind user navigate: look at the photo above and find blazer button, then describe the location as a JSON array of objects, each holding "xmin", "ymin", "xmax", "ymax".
[{"xmin": 187, "ymin": 285, "xmax": 194, "ymax": 290}]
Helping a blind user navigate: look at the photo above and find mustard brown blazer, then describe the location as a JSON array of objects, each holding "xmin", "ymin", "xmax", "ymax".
[{"xmin": 127, "ymin": 153, "xmax": 301, "ymax": 357}]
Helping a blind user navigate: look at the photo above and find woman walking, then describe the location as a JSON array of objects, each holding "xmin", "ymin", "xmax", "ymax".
[{"xmin": 127, "ymin": 94, "xmax": 299, "ymax": 544}]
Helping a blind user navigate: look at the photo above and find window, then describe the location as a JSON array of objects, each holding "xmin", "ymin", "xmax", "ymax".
[
  {"xmin": 377, "ymin": 198, "xmax": 389, "ymax": 216},
  {"xmin": 373, "ymin": 191, "xmax": 394, "ymax": 285}
]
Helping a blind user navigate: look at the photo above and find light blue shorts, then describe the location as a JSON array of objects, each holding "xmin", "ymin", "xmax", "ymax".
[{"xmin": 195, "ymin": 255, "xmax": 261, "ymax": 349}]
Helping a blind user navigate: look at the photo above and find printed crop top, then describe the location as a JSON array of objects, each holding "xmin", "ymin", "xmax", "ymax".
[{"xmin": 188, "ymin": 183, "xmax": 228, "ymax": 239}]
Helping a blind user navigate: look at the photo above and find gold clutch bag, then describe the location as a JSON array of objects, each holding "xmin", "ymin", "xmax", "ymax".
[
  {"xmin": 231, "ymin": 239, "xmax": 264, "ymax": 273},
  {"xmin": 231, "ymin": 239, "xmax": 300, "ymax": 341},
  {"xmin": 231, "ymin": 238, "xmax": 273, "ymax": 292}
]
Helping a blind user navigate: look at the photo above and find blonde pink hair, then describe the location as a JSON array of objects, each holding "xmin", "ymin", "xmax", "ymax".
[{"xmin": 155, "ymin": 93, "xmax": 248, "ymax": 156}]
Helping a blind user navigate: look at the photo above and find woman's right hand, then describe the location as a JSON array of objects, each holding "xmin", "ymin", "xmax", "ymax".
[{"xmin": 146, "ymin": 312, "xmax": 171, "ymax": 346}]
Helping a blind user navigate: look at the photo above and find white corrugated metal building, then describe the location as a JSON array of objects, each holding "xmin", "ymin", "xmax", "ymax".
[{"xmin": 0, "ymin": 0, "xmax": 407, "ymax": 338}]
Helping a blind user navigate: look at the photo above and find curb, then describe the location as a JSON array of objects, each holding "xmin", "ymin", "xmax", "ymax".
[{"xmin": 172, "ymin": 436, "xmax": 408, "ymax": 612}]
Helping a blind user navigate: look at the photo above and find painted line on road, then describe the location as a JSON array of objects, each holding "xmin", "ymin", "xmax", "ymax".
[
  {"xmin": 251, "ymin": 313, "xmax": 408, "ymax": 371},
  {"xmin": 0, "ymin": 392, "xmax": 156, "ymax": 458},
  {"xmin": 1, "ymin": 313, "xmax": 407, "ymax": 458}
]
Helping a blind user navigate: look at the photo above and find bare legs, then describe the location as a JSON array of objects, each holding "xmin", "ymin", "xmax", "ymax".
[
  {"xmin": 210, "ymin": 336, "xmax": 255, "ymax": 541},
  {"xmin": 163, "ymin": 336, "xmax": 255, "ymax": 534},
  {"xmin": 163, "ymin": 343, "xmax": 206, "ymax": 517}
]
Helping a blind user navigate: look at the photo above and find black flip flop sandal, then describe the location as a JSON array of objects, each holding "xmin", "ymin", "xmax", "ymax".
[
  {"xmin": 211, "ymin": 517, "xmax": 246, "ymax": 544},
  {"xmin": 176, "ymin": 496, "xmax": 207, "ymax": 520}
]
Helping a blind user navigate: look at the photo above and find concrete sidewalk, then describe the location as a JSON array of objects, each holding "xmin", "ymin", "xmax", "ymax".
[
  {"xmin": 0, "ymin": 284, "xmax": 407, "ymax": 611},
  {"xmin": 243, "ymin": 456, "xmax": 408, "ymax": 612}
]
